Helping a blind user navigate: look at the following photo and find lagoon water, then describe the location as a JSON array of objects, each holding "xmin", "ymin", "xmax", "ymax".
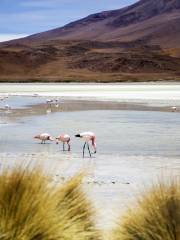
[
  {"xmin": 0, "ymin": 83, "xmax": 180, "ymax": 229},
  {"xmin": 1, "ymin": 109, "xmax": 180, "ymax": 157}
]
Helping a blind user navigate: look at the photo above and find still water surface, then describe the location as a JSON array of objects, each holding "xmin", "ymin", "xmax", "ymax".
[{"xmin": 0, "ymin": 109, "xmax": 180, "ymax": 156}]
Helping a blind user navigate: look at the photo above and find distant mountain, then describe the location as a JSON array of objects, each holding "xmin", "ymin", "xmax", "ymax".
[
  {"xmin": 0, "ymin": 0, "xmax": 180, "ymax": 82},
  {"xmin": 22, "ymin": 0, "xmax": 180, "ymax": 48}
]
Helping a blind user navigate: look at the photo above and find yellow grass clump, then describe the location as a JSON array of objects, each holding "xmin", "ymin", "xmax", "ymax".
[
  {"xmin": 54, "ymin": 173, "xmax": 100, "ymax": 240},
  {"xmin": 0, "ymin": 167, "xmax": 99, "ymax": 240},
  {"xmin": 113, "ymin": 179, "xmax": 180, "ymax": 240}
]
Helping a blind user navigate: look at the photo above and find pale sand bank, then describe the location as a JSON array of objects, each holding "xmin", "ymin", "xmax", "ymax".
[{"xmin": 1, "ymin": 83, "xmax": 180, "ymax": 104}]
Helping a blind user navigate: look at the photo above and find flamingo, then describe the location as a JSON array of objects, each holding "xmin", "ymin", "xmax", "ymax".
[
  {"xmin": 75, "ymin": 132, "xmax": 96, "ymax": 158},
  {"xmin": 46, "ymin": 99, "xmax": 53, "ymax": 113},
  {"xmin": 56, "ymin": 134, "xmax": 71, "ymax": 151},
  {"xmin": 34, "ymin": 133, "xmax": 54, "ymax": 144}
]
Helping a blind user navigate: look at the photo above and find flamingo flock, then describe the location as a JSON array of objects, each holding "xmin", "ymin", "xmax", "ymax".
[
  {"xmin": 34, "ymin": 132, "xmax": 97, "ymax": 158},
  {"xmin": 2, "ymin": 95, "xmax": 179, "ymax": 159},
  {"xmin": 45, "ymin": 98, "xmax": 60, "ymax": 113}
]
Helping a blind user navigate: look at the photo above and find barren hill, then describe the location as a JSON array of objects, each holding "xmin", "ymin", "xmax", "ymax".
[
  {"xmin": 21, "ymin": 0, "xmax": 180, "ymax": 48},
  {"xmin": 0, "ymin": 0, "xmax": 180, "ymax": 82}
]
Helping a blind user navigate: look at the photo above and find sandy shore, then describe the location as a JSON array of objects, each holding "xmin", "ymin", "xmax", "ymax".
[{"xmin": 1, "ymin": 83, "xmax": 180, "ymax": 102}]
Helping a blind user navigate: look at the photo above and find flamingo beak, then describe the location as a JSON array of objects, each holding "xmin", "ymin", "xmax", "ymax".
[{"xmin": 75, "ymin": 134, "xmax": 81, "ymax": 138}]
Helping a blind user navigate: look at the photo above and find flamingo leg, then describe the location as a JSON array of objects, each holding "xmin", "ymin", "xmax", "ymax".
[
  {"xmin": 83, "ymin": 142, "xmax": 86, "ymax": 158},
  {"xmin": 87, "ymin": 143, "xmax": 92, "ymax": 158},
  {"xmin": 67, "ymin": 140, "xmax": 71, "ymax": 151},
  {"xmin": 63, "ymin": 142, "xmax": 65, "ymax": 151}
]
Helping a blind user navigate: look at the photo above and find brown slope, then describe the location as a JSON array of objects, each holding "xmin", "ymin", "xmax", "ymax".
[
  {"xmin": 16, "ymin": 0, "xmax": 180, "ymax": 48},
  {"xmin": 0, "ymin": 0, "xmax": 180, "ymax": 82},
  {"xmin": 0, "ymin": 40, "xmax": 180, "ymax": 82}
]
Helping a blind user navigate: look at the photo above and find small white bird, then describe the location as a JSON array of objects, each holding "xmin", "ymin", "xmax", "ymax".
[
  {"xmin": 4, "ymin": 104, "xmax": 11, "ymax": 110},
  {"xmin": 171, "ymin": 106, "xmax": 177, "ymax": 112},
  {"xmin": 34, "ymin": 133, "xmax": 54, "ymax": 144},
  {"xmin": 56, "ymin": 134, "xmax": 71, "ymax": 151},
  {"xmin": 75, "ymin": 132, "xmax": 96, "ymax": 158},
  {"xmin": 46, "ymin": 99, "xmax": 53, "ymax": 104},
  {"xmin": 46, "ymin": 109, "xmax": 52, "ymax": 114}
]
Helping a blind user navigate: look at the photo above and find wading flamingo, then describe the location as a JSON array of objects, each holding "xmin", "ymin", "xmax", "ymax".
[
  {"xmin": 75, "ymin": 132, "xmax": 96, "ymax": 158},
  {"xmin": 46, "ymin": 99, "xmax": 53, "ymax": 113},
  {"xmin": 56, "ymin": 134, "xmax": 71, "ymax": 151},
  {"xmin": 34, "ymin": 133, "xmax": 54, "ymax": 144}
]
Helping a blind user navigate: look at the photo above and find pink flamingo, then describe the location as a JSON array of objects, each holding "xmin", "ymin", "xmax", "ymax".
[
  {"xmin": 56, "ymin": 134, "xmax": 71, "ymax": 151},
  {"xmin": 34, "ymin": 133, "xmax": 54, "ymax": 144},
  {"xmin": 75, "ymin": 132, "xmax": 96, "ymax": 158}
]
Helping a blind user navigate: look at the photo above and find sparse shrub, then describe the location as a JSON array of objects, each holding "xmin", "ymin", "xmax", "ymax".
[
  {"xmin": 113, "ymin": 179, "xmax": 180, "ymax": 240},
  {"xmin": 0, "ymin": 167, "xmax": 99, "ymax": 240}
]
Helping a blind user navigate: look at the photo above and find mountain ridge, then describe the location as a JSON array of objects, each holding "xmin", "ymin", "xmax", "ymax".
[{"xmin": 17, "ymin": 0, "xmax": 180, "ymax": 48}]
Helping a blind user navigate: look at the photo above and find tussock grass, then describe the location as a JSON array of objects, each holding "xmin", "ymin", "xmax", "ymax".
[
  {"xmin": 113, "ymin": 179, "xmax": 180, "ymax": 240},
  {"xmin": 54, "ymin": 173, "xmax": 100, "ymax": 240},
  {"xmin": 0, "ymin": 167, "xmax": 58, "ymax": 239},
  {"xmin": 0, "ymin": 167, "xmax": 99, "ymax": 240}
]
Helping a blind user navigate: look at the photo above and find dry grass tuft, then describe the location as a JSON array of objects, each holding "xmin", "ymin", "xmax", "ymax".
[
  {"xmin": 54, "ymin": 173, "xmax": 100, "ymax": 240},
  {"xmin": 0, "ymin": 167, "xmax": 99, "ymax": 240},
  {"xmin": 0, "ymin": 167, "xmax": 58, "ymax": 239},
  {"xmin": 113, "ymin": 179, "xmax": 180, "ymax": 240}
]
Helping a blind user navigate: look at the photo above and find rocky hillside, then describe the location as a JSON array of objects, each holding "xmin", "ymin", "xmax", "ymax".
[{"xmin": 0, "ymin": 0, "xmax": 180, "ymax": 82}]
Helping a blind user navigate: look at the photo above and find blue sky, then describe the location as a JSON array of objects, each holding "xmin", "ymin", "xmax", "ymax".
[{"xmin": 0, "ymin": 0, "xmax": 137, "ymax": 41}]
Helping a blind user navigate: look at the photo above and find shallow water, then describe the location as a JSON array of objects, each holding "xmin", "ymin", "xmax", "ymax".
[
  {"xmin": 0, "ymin": 91, "xmax": 180, "ymax": 229},
  {"xmin": 1, "ymin": 109, "xmax": 180, "ymax": 156},
  {"xmin": 0, "ymin": 96, "xmax": 46, "ymax": 109}
]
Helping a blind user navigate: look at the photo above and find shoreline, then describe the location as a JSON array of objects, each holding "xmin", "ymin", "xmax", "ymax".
[
  {"xmin": 1, "ymin": 81, "xmax": 180, "ymax": 84},
  {"xmin": 0, "ymin": 99, "xmax": 179, "ymax": 124},
  {"xmin": 1, "ymin": 83, "xmax": 180, "ymax": 102}
]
